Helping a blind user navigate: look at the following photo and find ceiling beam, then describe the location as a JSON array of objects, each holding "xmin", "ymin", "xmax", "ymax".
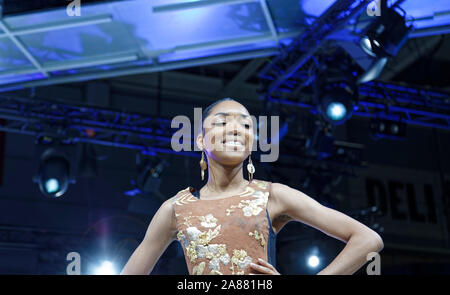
[
  {"xmin": 0, "ymin": 48, "xmax": 279, "ymax": 93},
  {"xmin": 217, "ymin": 58, "xmax": 266, "ymax": 97},
  {"xmin": 0, "ymin": 19, "xmax": 49, "ymax": 78}
]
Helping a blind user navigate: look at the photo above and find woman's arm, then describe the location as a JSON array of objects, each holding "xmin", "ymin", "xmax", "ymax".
[
  {"xmin": 271, "ymin": 182, "xmax": 384, "ymax": 275},
  {"xmin": 120, "ymin": 197, "xmax": 178, "ymax": 275}
]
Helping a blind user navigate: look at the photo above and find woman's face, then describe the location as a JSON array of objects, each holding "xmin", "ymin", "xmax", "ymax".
[{"xmin": 198, "ymin": 100, "xmax": 254, "ymax": 166}]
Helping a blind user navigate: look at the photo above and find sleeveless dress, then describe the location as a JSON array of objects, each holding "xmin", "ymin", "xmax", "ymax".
[{"xmin": 172, "ymin": 179, "xmax": 277, "ymax": 275}]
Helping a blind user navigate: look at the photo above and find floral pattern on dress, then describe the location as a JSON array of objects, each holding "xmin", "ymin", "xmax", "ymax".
[
  {"xmin": 173, "ymin": 180, "xmax": 272, "ymax": 275},
  {"xmin": 229, "ymin": 249, "xmax": 252, "ymax": 275},
  {"xmin": 227, "ymin": 190, "xmax": 269, "ymax": 217}
]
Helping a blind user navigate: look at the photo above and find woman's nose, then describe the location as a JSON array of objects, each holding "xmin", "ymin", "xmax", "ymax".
[{"xmin": 226, "ymin": 119, "xmax": 242, "ymax": 135}]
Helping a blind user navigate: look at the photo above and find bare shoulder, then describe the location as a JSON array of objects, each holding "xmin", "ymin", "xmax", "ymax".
[
  {"xmin": 268, "ymin": 182, "xmax": 311, "ymax": 217},
  {"xmin": 163, "ymin": 187, "xmax": 193, "ymax": 212},
  {"xmin": 268, "ymin": 182, "xmax": 291, "ymax": 205},
  {"xmin": 267, "ymin": 181, "xmax": 295, "ymax": 225},
  {"xmin": 152, "ymin": 189, "xmax": 188, "ymax": 240},
  {"xmin": 160, "ymin": 188, "xmax": 189, "ymax": 215},
  {"xmin": 164, "ymin": 187, "xmax": 190, "ymax": 205}
]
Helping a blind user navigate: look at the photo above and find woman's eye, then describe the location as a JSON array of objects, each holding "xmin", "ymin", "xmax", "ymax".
[
  {"xmin": 213, "ymin": 122, "xmax": 226, "ymax": 126},
  {"xmin": 244, "ymin": 124, "xmax": 251, "ymax": 129}
]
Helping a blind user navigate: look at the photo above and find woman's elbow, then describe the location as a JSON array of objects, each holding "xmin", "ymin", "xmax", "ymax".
[
  {"xmin": 367, "ymin": 231, "xmax": 384, "ymax": 252},
  {"xmin": 351, "ymin": 227, "xmax": 384, "ymax": 252},
  {"xmin": 375, "ymin": 234, "xmax": 384, "ymax": 251}
]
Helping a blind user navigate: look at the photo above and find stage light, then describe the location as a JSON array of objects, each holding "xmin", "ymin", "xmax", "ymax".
[
  {"xmin": 307, "ymin": 255, "xmax": 320, "ymax": 268},
  {"xmin": 319, "ymin": 93, "xmax": 355, "ymax": 125},
  {"xmin": 93, "ymin": 260, "xmax": 116, "ymax": 275},
  {"xmin": 45, "ymin": 178, "xmax": 60, "ymax": 194},
  {"xmin": 370, "ymin": 118, "xmax": 406, "ymax": 140},
  {"xmin": 356, "ymin": 4, "xmax": 412, "ymax": 84},
  {"xmin": 326, "ymin": 102, "xmax": 347, "ymax": 121},
  {"xmin": 34, "ymin": 147, "xmax": 72, "ymax": 198},
  {"xmin": 360, "ymin": 6, "xmax": 413, "ymax": 58},
  {"xmin": 315, "ymin": 68, "xmax": 358, "ymax": 125},
  {"xmin": 357, "ymin": 57, "xmax": 388, "ymax": 84},
  {"xmin": 390, "ymin": 124, "xmax": 399, "ymax": 134}
]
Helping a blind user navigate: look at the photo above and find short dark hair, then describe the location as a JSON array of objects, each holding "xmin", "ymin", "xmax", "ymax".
[{"xmin": 200, "ymin": 97, "xmax": 241, "ymax": 135}]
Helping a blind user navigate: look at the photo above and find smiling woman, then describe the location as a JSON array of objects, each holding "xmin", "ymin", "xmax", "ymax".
[{"xmin": 120, "ymin": 97, "xmax": 384, "ymax": 275}]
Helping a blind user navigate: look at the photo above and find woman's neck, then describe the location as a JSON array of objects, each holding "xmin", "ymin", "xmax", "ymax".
[{"xmin": 204, "ymin": 159, "xmax": 247, "ymax": 194}]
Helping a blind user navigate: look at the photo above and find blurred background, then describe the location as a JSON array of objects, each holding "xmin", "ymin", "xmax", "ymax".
[{"xmin": 0, "ymin": 0, "xmax": 449, "ymax": 274}]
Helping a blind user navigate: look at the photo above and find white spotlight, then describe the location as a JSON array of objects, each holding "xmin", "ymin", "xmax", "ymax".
[
  {"xmin": 307, "ymin": 255, "xmax": 320, "ymax": 268},
  {"xmin": 94, "ymin": 260, "xmax": 116, "ymax": 275}
]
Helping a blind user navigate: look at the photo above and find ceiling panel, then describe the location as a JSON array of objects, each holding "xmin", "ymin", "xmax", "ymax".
[
  {"xmin": 0, "ymin": 38, "xmax": 32, "ymax": 72},
  {"xmin": 0, "ymin": 0, "xmax": 449, "ymax": 91},
  {"xmin": 18, "ymin": 23, "xmax": 141, "ymax": 64},
  {"xmin": 148, "ymin": 2, "xmax": 270, "ymax": 49}
]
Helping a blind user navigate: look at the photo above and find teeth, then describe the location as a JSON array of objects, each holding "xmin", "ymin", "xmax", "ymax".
[{"xmin": 224, "ymin": 141, "xmax": 243, "ymax": 147}]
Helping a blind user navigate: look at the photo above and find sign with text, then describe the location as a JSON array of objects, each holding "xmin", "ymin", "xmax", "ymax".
[{"xmin": 347, "ymin": 164, "xmax": 449, "ymax": 243}]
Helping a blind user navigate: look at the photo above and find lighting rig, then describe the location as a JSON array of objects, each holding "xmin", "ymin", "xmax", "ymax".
[{"xmin": 258, "ymin": 0, "xmax": 450, "ymax": 135}]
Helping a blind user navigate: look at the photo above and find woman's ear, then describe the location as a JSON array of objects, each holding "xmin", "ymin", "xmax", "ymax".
[{"xmin": 196, "ymin": 133, "xmax": 204, "ymax": 151}]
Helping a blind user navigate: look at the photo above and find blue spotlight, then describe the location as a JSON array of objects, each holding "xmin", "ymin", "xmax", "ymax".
[
  {"xmin": 326, "ymin": 102, "xmax": 347, "ymax": 122},
  {"xmin": 315, "ymin": 70, "xmax": 358, "ymax": 125},
  {"xmin": 318, "ymin": 91, "xmax": 355, "ymax": 125},
  {"xmin": 45, "ymin": 178, "xmax": 60, "ymax": 194},
  {"xmin": 34, "ymin": 147, "xmax": 73, "ymax": 198}
]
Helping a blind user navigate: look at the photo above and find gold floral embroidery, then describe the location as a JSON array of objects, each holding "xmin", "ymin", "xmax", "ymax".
[
  {"xmin": 182, "ymin": 213, "xmax": 218, "ymax": 228},
  {"xmin": 193, "ymin": 261, "xmax": 205, "ymax": 275},
  {"xmin": 197, "ymin": 225, "xmax": 221, "ymax": 246},
  {"xmin": 186, "ymin": 241, "xmax": 198, "ymax": 262},
  {"xmin": 230, "ymin": 249, "xmax": 252, "ymax": 274},
  {"xmin": 228, "ymin": 263, "xmax": 244, "ymax": 275},
  {"xmin": 227, "ymin": 190, "xmax": 269, "ymax": 217},
  {"xmin": 184, "ymin": 225, "xmax": 222, "ymax": 263},
  {"xmin": 203, "ymin": 244, "xmax": 227, "ymax": 260},
  {"xmin": 249, "ymin": 230, "xmax": 266, "ymax": 250},
  {"xmin": 200, "ymin": 244, "xmax": 230, "ymax": 273},
  {"xmin": 175, "ymin": 181, "xmax": 271, "ymax": 275},
  {"xmin": 174, "ymin": 189, "xmax": 198, "ymax": 206},
  {"xmin": 252, "ymin": 180, "xmax": 268, "ymax": 190},
  {"xmin": 177, "ymin": 230, "xmax": 189, "ymax": 248},
  {"xmin": 217, "ymin": 244, "xmax": 227, "ymax": 256},
  {"xmin": 198, "ymin": 214, "xmax": 218, "ymax": 228},
  {"xmin": 236, "ymin": 186, "xmax": 256, "ymax": 198},
  {"xmin": 182, "ymin": 216, "xmax": 194, "ymax": 227}
]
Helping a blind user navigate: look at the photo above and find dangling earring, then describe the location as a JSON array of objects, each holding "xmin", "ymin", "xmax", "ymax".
[
  {"xmin": 247, "ymin": 154, "xmax": 255, "ymax": 182},
  {"xmin": 199, "ymin": 150, "xmax": 207, "ymax": 181}
]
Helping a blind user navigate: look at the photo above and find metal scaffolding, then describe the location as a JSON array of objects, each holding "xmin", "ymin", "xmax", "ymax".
[{"xmin": 257, "ymin": 0, "xmax": 450, "ymax": 130}]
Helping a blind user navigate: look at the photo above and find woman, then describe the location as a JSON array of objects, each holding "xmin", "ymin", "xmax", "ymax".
[{"xmin": 120, "ymin": 98, "xmax": 383, "ymax": 275}]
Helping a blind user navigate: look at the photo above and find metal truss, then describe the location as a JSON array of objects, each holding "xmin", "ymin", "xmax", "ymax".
[
  {"xmin": 258, "ymin": 0, "xmax": 370, "ymax": 95},
  {"xmin": 0, "ymin": 93, "xmax": 367, "ymax": 171},
  {"xmin": 357, "ymin": 81, "xmax": 450, "ymax": 130},
  {"xmin": 266, "ymin": 80, "xmax": 450, "ymax": 130},
  {"xmin": 0, "ymin": 95, "xmax": 198, "ymax": 157},
  {"xmin": 258, "ymin": 0, "xmax": 450, "ymax": 130}
]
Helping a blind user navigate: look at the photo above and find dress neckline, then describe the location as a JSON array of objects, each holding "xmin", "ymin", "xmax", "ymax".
[{"xmin": 189, "ymin": 180, "xmax": 252, "ymax": 201}]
